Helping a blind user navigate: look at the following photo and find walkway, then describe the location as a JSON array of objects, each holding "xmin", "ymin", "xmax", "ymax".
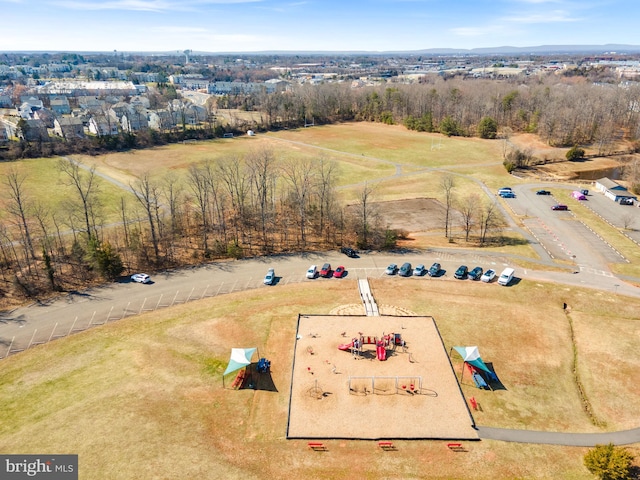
[
  {"xmin": 478, "ymin": 426, "xmax": 640, "ymax": 446},
  {"xmin": 358, "ymin": 278, "xmax": 379, "ymax": 316}
]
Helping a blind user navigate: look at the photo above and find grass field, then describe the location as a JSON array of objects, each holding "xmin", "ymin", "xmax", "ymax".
[
  {"xmin": 0, "ymin": 157, "xmax": 136, "ymax": 224},
  {"xmin": 0, "ymin": 279, "xmax": 638, "ymax": 479},
  {"xmin": 1, "ymin": 121, "xmax": 640, "ymax": 478}
]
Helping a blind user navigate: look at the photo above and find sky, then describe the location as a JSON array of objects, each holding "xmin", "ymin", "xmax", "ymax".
[{"xmin": 1, "ymin": 0, "xmax": 639, "ymax": 53}]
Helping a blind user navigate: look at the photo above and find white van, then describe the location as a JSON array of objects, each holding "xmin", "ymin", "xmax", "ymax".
[{"xmin": 498, "ymin": 267, "xmax": 515, "ymax": 286}]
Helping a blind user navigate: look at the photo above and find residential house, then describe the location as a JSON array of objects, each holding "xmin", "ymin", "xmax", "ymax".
[
  {"xmin": 88, "ymin": 116, "xmax": 118, "ymax": 136},
  {"xmin": 19, "ymin": 119, "xmax": 49, "ymax": 142},
  {"xmin": 108, "ymin": 101, "xmax": 131, "ymax": 126},
  {"xmin": 33, "ymin": 107, "xmax": 55, "ymax": 128},
  {"xmin": 50, "ymin": 96, "xmax": 71, "ymax": 115},
  {"xmin": 17, "ymin": 97, "xmax": 44, "ymax": 119},
  {"xmin": 121, "ymin": 111, "xmax": 149, "ymax": 132},
  {"xmin": 77, "ymin": 96, "xmax": 106, "ymax": 110},
  {"xmin": 54, "ymin": 117, "xmax": 85, "ymax": 140},
  {"xmin": 130, "ymin": 95, "xmax": 150, "ymax": 109},
  {"xmin": 170, "ymin": 102, "xmax": 207, "ymax": 126},
  {"xmin": 147, "ymin": 109, "xmax": 175, "ymax": 131}
]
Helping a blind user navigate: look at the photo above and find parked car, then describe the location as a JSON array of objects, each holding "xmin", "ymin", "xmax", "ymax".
[
  {"xmin": 619, "ymin": 198, "xmax": 634, "ymax": 205},
  {"xmin": 306, "ymin": 265, "xmax": 317, "ymax": 279},
  {"xmin": 333, "ymin": 266, "xmax": 346, "ymax": 278},
  {"xmin": 263, "ymin": 268, "xmax": 275, "ymax": 285},
  {"xmin": 320, "ymin": 263, "xmax": 332, "ymax": 277},
  {"xmin": 551, "ymin": 204, "xmax": 568, "ymax": 210},
  {"xmin": 497, "ymin": 187, "xmax": 512, "ymax": 196},
  {"xmin": 468, "ymin": 266, "xmax": 483, "ymax": 280},
  {"xmin": 454, "ymin": 265, "xmax": 468, "ymax": 279},
  {"xmin": 385, "ymin": 263, "xmax": 398, "ymax": 275},
  {"xmin": 498, "ymin": 267, "xmax": 515, "ymax": 286},
  {"xmin": 398, "ymin": 262, "xmax": 412, "ymax": 277},
  {"xmin": 428, "ymin": 262, "xmax": 441, "ymax": 277},
  {"xmin": 481, "ymin": 269, "xmax": 496, "ymax": 283},
  {"xmin": 340, "ymin": 246, "xmax": 358, "ymax": 258},
  {"xmin": 536, "ymin": 190, "xmax": 551, "ymax": 195},
  {"xmin": 500, "ymin": 191, "xmax": 516, "ymax": 198},
  {"xmin": 413, "ymin": 264, "xmax": 426, "ymax": 276},
  {"xmin": 131, "ymin": 273, "xmax": 151, "ymax": 284}
]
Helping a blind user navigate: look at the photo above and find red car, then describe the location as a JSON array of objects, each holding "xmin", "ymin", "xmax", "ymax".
[
  {"xmin": 333, "ymin": 266, "xmax": 346, "ymax": 278},
  {"xmin": 551, "ymin": 204, "xmax": 568, "ymax": 211},
  {"xmin": 320, "ymin": 263, "xmax": 332, "ymax": 277}
]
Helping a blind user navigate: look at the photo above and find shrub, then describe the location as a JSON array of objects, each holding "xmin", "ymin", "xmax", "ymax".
[
  {"xmin": 478, "ymin": 117, "xmax": 498, "ymax": 139},
  {"xmin": 584, "ymin": 444, "xmax": 634, "ymax": 480},
  {"xmin": 566, "ymin": 146, "xmax": 586, "ymax": 161}
]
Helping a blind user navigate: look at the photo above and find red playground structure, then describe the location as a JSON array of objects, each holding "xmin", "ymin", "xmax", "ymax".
[{"xmin": 338, "ymin": 333, "xmax": 403, "ymax": 361}]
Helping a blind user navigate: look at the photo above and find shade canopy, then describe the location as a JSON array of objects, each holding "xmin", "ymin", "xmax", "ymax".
[
  {"xmin": 453, "ymin": 346, "xmax": 491, "ymax": 373},
  {"xmin": 223, "ymin": 347, "xmax": 257, "ymax": 376}
]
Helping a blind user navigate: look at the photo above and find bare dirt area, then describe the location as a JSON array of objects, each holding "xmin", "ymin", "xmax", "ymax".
[
  {"xmin": 370, "ymin": 197, "xmax": 446, "ymax": 233},
  {"xmin": 288, "ymin": 315, "xmax": 477, "ymax": 440}
]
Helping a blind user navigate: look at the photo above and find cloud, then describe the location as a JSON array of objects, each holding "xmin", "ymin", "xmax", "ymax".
[{"xmin": 503, "ymin": 9, "xmax": 580, "ymax": 23}]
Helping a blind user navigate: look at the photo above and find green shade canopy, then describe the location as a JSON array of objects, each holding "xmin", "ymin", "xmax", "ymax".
[
  {"xmin": 453, "ymin": 346, "xmax": 491, "ymax": 373},
  {"xmin": 223, "ymin": 348, "xmax": 257, "ymax": 376}
]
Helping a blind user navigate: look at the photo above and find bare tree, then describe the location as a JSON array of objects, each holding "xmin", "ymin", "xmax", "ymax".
[
  {"xmin": 130, "ymin": 173, "xmax": 162, "ymax": 263},
  {"xmin": 357, "ymin": 182, "xmax": 377, "ymax": 249},
  {"xmin": 4, "ymin": 169, "xmax": 36, "ymax": 261},
  {"xmin": 441, "ymin": 174, "xmax": 455, "ymax": 238},
  {"xmin": 218, "ymin": 156, "xmax": 249, "ymax": 244},
  {"xmin": 247, "ymin": 148, "xmax": 277, "ymax": 252},
  {"xmin": 621, "ymin": 213, "xmax": 636, "ymax": 231},
  {"xmin": 58, "ymin": 158, "xmax": 100, "ymax": 240},
  {"xmin": 316, "ymin": 157, "xmax": 338, "ymax": 237},
  {"xmin": 187, "ymin": 163, "xmax": 210, "ymax": 253},
  {"xmin": 478, "ymin": 201, "xmax": 501, "ymax": 245},
  {"xmin": 458, "ymin": 193, "xmax": 479, "ymax": 242},
  {"xmin": 282, "ymin": 157, "xmax": 315, "ymax": 247}
]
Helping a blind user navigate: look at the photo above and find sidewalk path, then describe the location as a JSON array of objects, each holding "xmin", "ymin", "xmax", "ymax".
[{"xmin": 478, "ymin": 426, "xmax": 640, "ymax": 446}]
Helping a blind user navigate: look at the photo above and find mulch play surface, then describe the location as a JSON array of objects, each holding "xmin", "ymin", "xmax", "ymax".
[{"xmin": 287, "ymin": 314, "xmax": 479, "ymax": 440}]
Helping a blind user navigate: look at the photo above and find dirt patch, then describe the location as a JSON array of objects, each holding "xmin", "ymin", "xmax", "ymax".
[{"xmin": 374, "ymin": 197, "xmax": 446, "ymax": 232}]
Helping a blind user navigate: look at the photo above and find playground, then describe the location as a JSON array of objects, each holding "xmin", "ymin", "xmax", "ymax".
[{"xmin": 287, "ymin": 314, "xmax": 478, "ymax": 440}]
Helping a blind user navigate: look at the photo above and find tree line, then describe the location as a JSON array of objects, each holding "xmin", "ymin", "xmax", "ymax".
[
  {"xmin": 1, "ymin": 150, "xmax": 511, "ymax": 303},
  {"xmin": 4, "ymin": 71, "xmax": 640, "ymax": 162}
]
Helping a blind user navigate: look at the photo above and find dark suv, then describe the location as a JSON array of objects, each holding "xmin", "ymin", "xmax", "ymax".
[
  {"xmin": 468, "ymin": 266, "xmax": 483, "ymax": 280},
  {"xmin": 454, "ymin": 265, "xmax": 468, "ymax": 279},
  {"xmin": 428, "ymin": 262, "xmax": 441, "ymax": 277},
  {"xmin": 340, "ymin": 247, "xmax": 358, "ymax": 258}
]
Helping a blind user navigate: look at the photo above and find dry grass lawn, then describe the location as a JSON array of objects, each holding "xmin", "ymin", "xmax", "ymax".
[{"xmin": 1, "ymin": 278, "xmax": 638, "ymax": 479}]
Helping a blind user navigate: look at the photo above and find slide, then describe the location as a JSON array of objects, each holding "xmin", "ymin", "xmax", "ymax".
[
  {"xmin": 376, "ymin": 343, "xmax": 386, "ymax": 361},
  {"xmin": 338, "ymin": 342, "xmax": 354, "ymax": 351}
]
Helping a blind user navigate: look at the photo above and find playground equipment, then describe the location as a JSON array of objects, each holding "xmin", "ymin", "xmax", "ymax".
[
  {"xmin": 348, "ymin": 376, "xmax": 422, "ymax": 396},
  {"xmin": 257, "ymin": 357, "xmax": 271, "ymax": 373},
  {"xmin": 338, "ymin": 333, "xmax": 404, "ymax": 361}
]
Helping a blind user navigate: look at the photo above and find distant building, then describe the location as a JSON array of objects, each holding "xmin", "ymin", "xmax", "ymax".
[
  {"xmin": 50, "ymin": 96, "xmax": 71, "ymax": 115},
  {"xmin": 595, "ymin": 177, "xmax": 638, "ymax": 203},
  {"xmin": 88, "ymin": 116, "xmax": 118, "ymax": 136},
  {"xmin": 19, "ymin": 119, "xmax": 49, "ymax": 142},
  {"xmin": 53, "ymin": 117, "xmax": 85, "ymax": 140}
]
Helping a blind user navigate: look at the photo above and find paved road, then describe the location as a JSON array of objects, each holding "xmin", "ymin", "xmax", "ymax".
[
  {"xmin": 478, "ymin": 426, "xmax": 640, "ymax": 446},
  {"xmin": 2, "ymin": 249, "xmax": 638, "ymax": 356}
]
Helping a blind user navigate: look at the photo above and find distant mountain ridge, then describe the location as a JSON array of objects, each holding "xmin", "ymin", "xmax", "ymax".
[{"xmin": 3, "ymin": 44, "xmax": 640, "ymax": 56}]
